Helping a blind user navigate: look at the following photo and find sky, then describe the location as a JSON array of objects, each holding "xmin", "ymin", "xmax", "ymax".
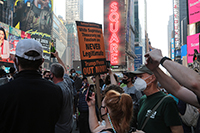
[{"xmin": 55, "ymin": 0, "xmax": 173, "ymax": 57}]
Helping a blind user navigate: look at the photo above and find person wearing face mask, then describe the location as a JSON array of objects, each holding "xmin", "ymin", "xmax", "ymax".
[
  {"xmin": 42, "ymin": 70, "xmax": 50, "ymax": 80},
  {"xmin": 131, "ymin": 65, "xmax": 183, "ymax": 133},
  {"xmin": 122, "ymin": 72, "xmax": 143, "ymax": 129},
  {"xmin": 87, "ymin": 87, "xmax": 133, "ymax": 133}
]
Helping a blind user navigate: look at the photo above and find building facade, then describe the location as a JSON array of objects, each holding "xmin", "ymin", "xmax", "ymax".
[
  {"xmin": 52, "ymin": 13, "xmax": 70, "ymax": 68},
  {"xmin": 65, "ymin": 0, "xmax": 83, "ymax": 68}
]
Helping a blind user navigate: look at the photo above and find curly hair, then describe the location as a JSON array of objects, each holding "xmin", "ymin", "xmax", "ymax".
[{"xmin": 104, "ymin": 90, "xmax": 133, "ymax": 133}]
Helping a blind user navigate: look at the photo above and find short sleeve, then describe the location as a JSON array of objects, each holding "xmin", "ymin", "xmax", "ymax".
[{"xmin": 163, "ymin": 97, "xmax": 182, "ymax": 127}]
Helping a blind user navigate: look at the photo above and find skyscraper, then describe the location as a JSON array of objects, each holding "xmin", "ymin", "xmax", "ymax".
[
  {"xmin": 65, "ymin": 0, "xmax": 83, "ymax": 68},
  {"xmin": 66, "ymin": 0, "xmax": 83, "ymax": 22}
]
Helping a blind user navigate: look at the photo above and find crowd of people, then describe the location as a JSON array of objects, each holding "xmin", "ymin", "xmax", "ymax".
[{"xmin": 0, "ymin": 39, "xmax": 200, "ymax": 133}]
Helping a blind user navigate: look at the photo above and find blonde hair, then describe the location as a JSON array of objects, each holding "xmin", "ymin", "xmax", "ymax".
[{"xmin": 104, "ymin": 90, "xmax": 133, "ymax": 133}]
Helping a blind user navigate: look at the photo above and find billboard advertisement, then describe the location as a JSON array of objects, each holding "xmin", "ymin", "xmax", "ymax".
[
  {"xmin": 0, "ymin": 22, "xmax": 31, "ymax": 64},
  {"xmin": 188, "ymin": 0, "xmax": 200, "ymax": 24},
  {"xmin": 104, "ymin": 0, "xmax": 126, "ymax": 66},
  {"xmin": 187, "ymin": 33, "xmax": 200, "ymax": 63},
  {"xmin": 134, "ymin": 46, "xmax": 142, "ymax": 70},
  {"xmin": 76, "ymin": 21, "xmax": 107, "ymax": 77},
  {"xmin": 171, "ymin": 38, "xmax": 175, "ymax": 60},
  {"xmin": 13, "ymin": 0, "xmax": 53, "ymax": 61},
  {"xmin": 181, "ymin": 44, "xmax": 187, "ymax": 59}
]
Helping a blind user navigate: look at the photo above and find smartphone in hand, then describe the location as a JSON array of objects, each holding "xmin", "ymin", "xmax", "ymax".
[
  {"xmin": 51, "ymin": 40, "xmax": 56, "ymax": 58},
  {"xmin": 85, "ymin": 84, "xmax": 94, "ymax": 101}
]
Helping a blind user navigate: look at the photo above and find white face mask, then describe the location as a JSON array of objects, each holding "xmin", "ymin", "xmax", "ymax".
[
  {"xmin": 134, "ymin": 78, "xmax": 147, "ymax": 91},
  {"xmin": 134, "ymin": 75, "xmax": 154, "ymax": 91}
]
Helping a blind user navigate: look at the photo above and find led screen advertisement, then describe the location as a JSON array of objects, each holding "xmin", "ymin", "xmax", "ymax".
[
  {"xmin": 0, "ymin": 22, "xmax": 31, "ymax": 64},
  {"xmin": 188, "ymin": 0, "xmax": 200, "ymax": 24},
  {"xmin": 171, "ymin": 38, "xmax": 175, "ymax": 60},
  {"xmin": 187, "ymin": 33, "xmax": 200, "ymax": 63},
  {"xmin": 13, "ymin": 0, "xmax": 53, "ymax": 61},
  {"xmin": 104, "ymin": 0, "xmax": 126, "ymax": 66}
]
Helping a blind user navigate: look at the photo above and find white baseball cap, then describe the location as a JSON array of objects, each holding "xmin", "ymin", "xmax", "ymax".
[{"xmin": 16, "ymin": 39, "xmax": 43, "ymax": 60}]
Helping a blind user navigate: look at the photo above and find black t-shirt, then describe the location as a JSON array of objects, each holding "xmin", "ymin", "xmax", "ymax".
[{"xmin": 0, "ymin": 70, "xmax": 63, "ymax": 133}]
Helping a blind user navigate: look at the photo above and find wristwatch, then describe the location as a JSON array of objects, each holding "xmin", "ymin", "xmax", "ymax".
[{"xmin": 160, "ymin": 57, "xmax": 172, "ymax": 66}]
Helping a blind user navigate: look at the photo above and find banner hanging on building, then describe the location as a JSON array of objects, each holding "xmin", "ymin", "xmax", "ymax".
[
  {"xmin": 76, "ymin": 21, "xmax": 107, "ymax": 77},
  {"xmin": 188, "ymin": 0, "xmax": 200, "ymax": 24},
  {"xmin": 187, "ymin": 33, "xmax": 200, "ymax": 63}
]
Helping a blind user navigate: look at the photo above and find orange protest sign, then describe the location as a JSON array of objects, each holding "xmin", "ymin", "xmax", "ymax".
[{"xmin": 76, "ymin": 21, "xmax": 107, "ymax": 77}]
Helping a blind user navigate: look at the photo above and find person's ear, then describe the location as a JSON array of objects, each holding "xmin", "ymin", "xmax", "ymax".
[{"xmin": 151, "ymin": 74, "xmax": 156, "ymax": 82}]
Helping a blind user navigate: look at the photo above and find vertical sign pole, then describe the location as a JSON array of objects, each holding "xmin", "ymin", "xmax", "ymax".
[{"xmin": 95, "ymin": 75, "xmax": 102, "ymax": 121}]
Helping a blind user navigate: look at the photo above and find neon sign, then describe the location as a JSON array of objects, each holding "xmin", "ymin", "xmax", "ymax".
[{"xmin": 109, "ymin": 2, "xmax": 119, "ymax": 65}]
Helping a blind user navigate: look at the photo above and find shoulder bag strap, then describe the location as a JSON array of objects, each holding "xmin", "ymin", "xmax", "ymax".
[{"xmin": 141, "ymin": 95, "xmax": 169, "ymax": 130}]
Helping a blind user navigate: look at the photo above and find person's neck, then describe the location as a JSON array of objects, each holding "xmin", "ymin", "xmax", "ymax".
[
  {"xmin": 144, "ymin": 83, "xmax": 159, "ymax": 96},
  {"xmin": 127, "ymin": 82, "xmax": 133, "ymax": 88},
  {"xmin": 105, "ymin": 117, "xmax": 113, "ymax": 129},
  {"xmin": 53, "ymin": 78, "xmax": 63, "ymax": 84},
  {"xmin": 18, "ymin": 66, "xmax": 36, "ymax": 72}
]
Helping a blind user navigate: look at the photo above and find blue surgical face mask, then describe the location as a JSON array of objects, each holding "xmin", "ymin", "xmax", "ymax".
[{"xmin": 72, "ymin": 73, "xmax": 76, "ymax": 77}]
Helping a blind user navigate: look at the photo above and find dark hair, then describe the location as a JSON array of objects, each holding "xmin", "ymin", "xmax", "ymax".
[
  {"xmin": 0, "ymin": 69, "xmax": 6, "ymax": 76},
  {"xmin": 17, "ymin": 56, "xmax": 43, "ymax": 70},
  {"xmin": 70, "ymin": 68, "xmax": 76, "ymax": 73},
  {"xmin": 123, "ymin": 72, "xmax": 135, "ymax": 82},
  {"xmin": 43, "ymin": 70, "xmax": 50, "ymax": 76},
  {"xmin": 105, "ymin": 74, "xmax": 118, "ymax": 85},
  {"xmin": 50, "ymin": 63, "xmax": 64, "ymax": 78},
  {"xmin": 82, "ymin": 77, "xmax": 87, "ymax": 81},
  {"xmin": 0, "ymin": 27, "xmax": 7, "ymax": 40},
  {"xmin": 9, "ymin": 67, "xmax": 15, "ymax": 73},
  {"xmin": 104, "ymin": 84, "xmax": 124, "ymax": 95}
]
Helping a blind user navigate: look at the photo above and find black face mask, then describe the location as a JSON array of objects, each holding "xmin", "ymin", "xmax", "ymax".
[
  {"xmin": 44, "ymin": 77, "xmax": 50, "ymax": 80},
  {"xmin": 99, "ymin": 106, "xmax": 107, "ymax": 120},
  {"xmin": 122, "ymin": 79, "xmax": 129, "ymax": 84}
]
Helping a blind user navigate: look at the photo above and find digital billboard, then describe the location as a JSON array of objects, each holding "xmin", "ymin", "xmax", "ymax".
[
  {"xmin": 171, "ymin": 38, "xmax": 175, "ymax": 60},
  {"xmin": 0, "ymin": 22, "xmax": 31, "ymax": 64},
  {"xmin": 188, "ymin": 0, "xmax": 200, "ymax": 24},
  {"xmin": 187, "ymin": 33, "xmax": 200, "ymax": 63},
  {"xmin": 13, "ymin": 0, "xmax": 53, "ymax": 61},
  {"xmin": 104, "ymin": 0, "xmax": 126, "ymax": 66}
]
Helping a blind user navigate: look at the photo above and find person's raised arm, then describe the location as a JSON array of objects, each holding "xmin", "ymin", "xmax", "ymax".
[
  {"xmin": 152, "ymin": 67, "xmax": 200, "ymax": 108},
  {"xmin": 52, "ymin": 51, "xmax": 67, "ymax": 74},
  {"xmin": 87, "ymin": 92, "xmax": 104, "ymax": 132},
  {"xmin": 145, "ymin": 49, "xmax": 200, "ymax": 98},
  {"xmin": 108, "ymin": 68, "xmax": 117, "ymax": 85}
]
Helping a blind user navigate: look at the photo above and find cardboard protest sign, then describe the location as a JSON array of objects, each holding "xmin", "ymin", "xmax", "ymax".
[{"xmin": 76, "ymin": 21, "xmax": 107, "ymax": 77}]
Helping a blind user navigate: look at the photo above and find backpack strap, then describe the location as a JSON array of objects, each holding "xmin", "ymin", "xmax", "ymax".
[{"xmin": 141, "ymin": 95, "xmax": 169, "ymax": 130}]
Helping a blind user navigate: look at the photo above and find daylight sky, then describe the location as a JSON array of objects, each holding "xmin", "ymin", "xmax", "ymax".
[{"xmin": 55, "ymin": 0, "xmax": 173, "ymax": 57}]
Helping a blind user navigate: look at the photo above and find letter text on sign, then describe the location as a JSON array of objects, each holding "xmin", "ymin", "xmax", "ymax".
[{"xmin": 109, "ymin": 2, "xmax": 119, "ymax": 65}]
